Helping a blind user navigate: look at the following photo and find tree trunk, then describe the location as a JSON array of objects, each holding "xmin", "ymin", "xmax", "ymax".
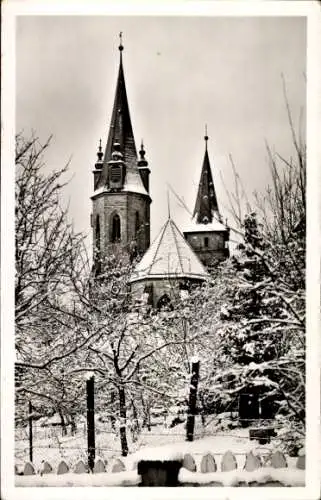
[
  {"xmin": 58, "ymin": 409, "xmax": 67, "ymax": 436},
  {"xmin": 28, "ymin": 401, "xmax": 33, "ymax": 463},
  {"xmin": 118, "ymin": 384, "xmax": 128, "ymax": 456},
  {"xmin": 70, "ymin": 415, "xmax": 77, "ymax": 436},
  {"xmin": 199, "ymin": 392, "xmax": 206, "ymax": 427},
  {"xmin": 110, "ymin": 391, "xmax": 116, "ymax": 431},
  {"xmin": 131, "ymin": 399, "xmax": 140, "ymax": 442},
  {"xmin": 141, "ymin": 394, "xmax": 151, "ymax": 431},
  {"xmin": 147, "ymin": 406, "xmax": 151, "ymax": 432},
  {"xmin": 186, "ymin": 360, "xmax": 200, "ymax": 442}
]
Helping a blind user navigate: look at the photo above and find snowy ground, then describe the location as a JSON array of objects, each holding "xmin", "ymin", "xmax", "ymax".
[{"xmin": 15, "ymin": 416, "xmax": 299, "ymax": 473}]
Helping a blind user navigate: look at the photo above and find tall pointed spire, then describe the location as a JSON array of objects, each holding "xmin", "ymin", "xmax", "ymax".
[
  {"xmin": 193, "ymin": 130, "xmax": 220, "ymax": 224},
  {"xmin": 102, "ymin": 33, "xmax": 137, "ymax": 179}
]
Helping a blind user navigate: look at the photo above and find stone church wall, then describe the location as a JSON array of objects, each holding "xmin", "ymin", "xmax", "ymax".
[
  {"xmin": 127, "ymin": 193, "xmax": 150, "ymax": 254},
  {"xmin": 184, "ymin": 231, "xmax": 229, "ymax": 267},
  {"xmin": 91, "ymin": 191, "xmax": 150, "ymax": 258}
]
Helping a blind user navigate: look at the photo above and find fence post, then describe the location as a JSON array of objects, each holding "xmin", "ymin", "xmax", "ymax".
[
  {"xmin": 28, "ymin": 401, "xmax": 33, "ymax": 463},
  {"xmin": 86, "ymin": 375, "xmax": 95, "ymax": 472},
  {"xmin": 186, "ymin": 358, "xmax": 200, "ymax": 442}
]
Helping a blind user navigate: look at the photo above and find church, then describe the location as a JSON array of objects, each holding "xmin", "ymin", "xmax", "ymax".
[{"xmin": 91, "ymin": 36, "xmax": 229, "ymax": 307}]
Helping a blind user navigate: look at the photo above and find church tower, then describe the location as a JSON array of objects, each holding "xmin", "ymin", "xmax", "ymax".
[
  {"xmin": 91, "ymin": 35, "xmax": 151, "ymax": 271},
  {"xmin": 183, "ymin": 130, "xmax": 229, "ymax": 270}
]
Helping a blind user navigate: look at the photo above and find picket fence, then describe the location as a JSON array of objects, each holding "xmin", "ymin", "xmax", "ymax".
[{"xmin": 15, "ymin": 449, "xmax": 305, "ymax": 487}]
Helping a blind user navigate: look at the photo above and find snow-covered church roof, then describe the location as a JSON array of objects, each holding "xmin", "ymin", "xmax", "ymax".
[
  {"xmin": 183, "ymin": 214, "xmax": 228, "ymax": 233},
  {"xmin": 130, "ymin": 217, "xmax": 209, "ymax": 283}
]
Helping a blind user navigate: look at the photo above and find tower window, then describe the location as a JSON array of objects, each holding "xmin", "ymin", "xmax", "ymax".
[
  {"xmin": 95, "ymin": 216, "xmax": 101, "ymax": 252},
  {"xmin": 143, "ymin": 284, "xmax": 153, "ymax": 305},
  {"xmin": 135, "ymin": 211, "xmax": 140, "ymax": 237},
  {"xmin": 94, "ymin": 215, "xmax": 101, "ymax": 274},
  {"xmin": 111, "ymin": 214, "xmax": 121, "ymax": 242},
  {"xmin": 204, "ymin": 237, "xmax": 209, "ymax": 248}
]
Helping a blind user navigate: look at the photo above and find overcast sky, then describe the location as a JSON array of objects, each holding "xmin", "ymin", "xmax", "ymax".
[{"xmin": 16, "ymin": 15, "xmax": 306, "ymax": 248}]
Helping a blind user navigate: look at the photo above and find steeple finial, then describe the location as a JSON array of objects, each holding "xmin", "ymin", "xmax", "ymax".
[
  {"xmin": 204, "ymin": 124, "xmax": 208, "ymax": 149},
  {"xmin": 119, "ymin": 32, "xmax": 124, "ymax": 52},
  {"xmin": 139, "ymin": 140, "xmax": 146, "ymax": 160},
  {"xmin": 97, "ymin": 138, "xmax": 103, "ymax": 162},
  {"xmin": 95, "ymin": 138, "xmax": 103, "ymax": 169}
]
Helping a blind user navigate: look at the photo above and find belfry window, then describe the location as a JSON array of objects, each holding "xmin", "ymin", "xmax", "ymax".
[
  {"xmin": 111, "ymin": 214, "xmax": 121, "ymax": 242},
  {"xmin": 204, "ymin": 236, "xmax": 209, "ymax": 248},
  {"xmin": 110, "ymin": 165, "xmax": 121, "ymax": 184}
]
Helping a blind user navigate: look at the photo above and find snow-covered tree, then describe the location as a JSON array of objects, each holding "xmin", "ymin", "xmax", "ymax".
[
  {"xmin": 226, "ymin": 84, "xmax": 306, "ymax": 434},
  {"xmin": 182, "ymin": 83, "xmax": 305, "ymax": 450},
  {"xmin": 65, "ymin": 252, "xmax": 204, "ymax": 455},
  {"xmin": 14, "ymin": 135, "xmax": 202, "ymax": 453},
  {"xmin": 15, "ymin": 134, "xmax": 87, "ymax": 360},
  {"xmin": 15, "ymin": 133, "xmax": 92, "ymax": 425},
  {"xmin": 221, "ymin": 212, "xmax": 304, "ymax": 421}
]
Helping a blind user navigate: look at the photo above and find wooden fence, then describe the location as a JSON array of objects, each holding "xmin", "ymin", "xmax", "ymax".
[{"xmin": 15, "ymin": 449, "xmax": 305, "ymax": 487}]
